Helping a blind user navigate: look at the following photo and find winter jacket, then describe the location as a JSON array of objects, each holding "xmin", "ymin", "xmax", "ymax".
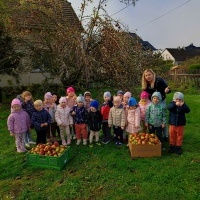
[
  {"xmin": 44, "ymin": 103, "xmax": 57, "ymax": 123},
  {"xmin": 55, "ymin": 105, "xmax": 73, "ymax": 126},
  {"xmin": 167, "ymin": 101, "xmax": 190, "ymax": 126},
  {"xmin": 139, "ymin": 99, "xmax": 151, "ymax": 121},
  {"xmin": 21, "ymin": 100, "xmax": 35, "ymax": 118},
  {"xmin": 31, "ymin": 109, "xmax": 51, "ymax": 131},
  {"xmin": 7, "ymin": 109, "xmax": 31, "ymax": 134},
  {"xmin": 108, "ymin": 105, "xmax": 126, "ymax": 127},
  {"xmin": 100, "ymin": 100, "xmax": 113, "ymax": 122},
  {"xmin": 126, "ymin": 107, "xmax": 141, "ymax": 133},
  {"xmin": 144, "ymin": 77, "xmax": 170, "ymax": 101},
  {"xmin": 70, "ymin": 105, "xmax": 88, "ymax": 124},
  {"xmin": 145, "ymin": 92, "xmax": 166, "ymax": 127},
  {"xmin": 87, "ymin": 110, "xmax": 102, "ymax": 131}
]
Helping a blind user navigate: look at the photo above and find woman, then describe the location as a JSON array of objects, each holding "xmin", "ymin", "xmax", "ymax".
[
  {"xmin": 142, "ymin": 69, "xmax": 170, "ymax": 101},
  {"xmin": 141, "ymin": 69, "xmax": 171, "ymax": 142}
]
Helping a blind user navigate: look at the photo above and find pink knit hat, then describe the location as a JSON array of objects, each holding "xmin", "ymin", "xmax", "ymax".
[
  {"xmin": 66, "ymin": 87, "xmax": 75, "ymax": 93},
  {"xmin": 123, "ymin": 92, "xmax": 132, "ymax": 98},
  {"xmin": 140, "ymin": 91, "xmax": 149, "ymax": 99},
  {"xmin": 44, "ymin": 92, "xmax": 52, "ymax": 99},
  {"xmin": 11, "ymin": 98, "xmax": 21, "ymax": 107},
  {"xmin": 59, "ymin": 97, "xmax": 67, "ymax": 104}
]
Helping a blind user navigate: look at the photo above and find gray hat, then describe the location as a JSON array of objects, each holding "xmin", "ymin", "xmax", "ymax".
[
  {"xmin": 152, "ymin": 91, "xmax": 162, "ymax": 101},
  {"xmin": 173, "ymin": 92, "xmax": 184, "ymax": 100},
  {"xmin": 104, "ymin": 91, "xmax": 111, "ymax": 98},
  {"xmin": 76, "ymin": 94, "xmax": 85, "ymax": 103}
]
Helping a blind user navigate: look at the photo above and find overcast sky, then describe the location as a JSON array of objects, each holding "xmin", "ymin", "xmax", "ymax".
[{"xmin": 69, "ymin": 0, "xmax": 199, "ymax": 50}]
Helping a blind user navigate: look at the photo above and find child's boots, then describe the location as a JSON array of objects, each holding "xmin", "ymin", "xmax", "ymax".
[
  {"xmin": 168, "ymin": 145, "xmax": 175, "ymax": 153},
  {"xmin": 175, "ymin": 146, "xmax": 182, "ymax": 155}
]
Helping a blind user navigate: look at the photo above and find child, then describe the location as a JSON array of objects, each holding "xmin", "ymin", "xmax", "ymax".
[
  {"xmin": 43, "ymin": 92, "xmax": 57, "ymax": 144},
  {"xmin": 167, "ymin": 92, "xmax": 190, "ymax": 155},
  {"xmin": 70, "ymin": 95, "xmax": 88, "ymax": 145},
  {"xmin": 7, "ymin": 98, "xmax": 31, "ymax": 153},
  {"xmin": 87, "ymin": 100, "xmax": 102, "ymax": 147},
  {"xmin": 122, "ymin": 91, "xmax": 132, "ymax": 142},
  {"xmin": 122, "ymin": 91, "xmax": 132, "ymax": 109},
  {"xmin": 31, "ymin": 100, "xmax": 51, "ymax": 144},
  {"xmin": 145, "ymin": 91, "xmax": 166, "ymax": 146},
  {"xmin": 21, "ymin": 91, "xmax": 36, "ymax": 147},
  {"xmin": 55, "ymin": 97, "xmax": 73, "ymax": 146},
  {"xmin": 138, "ymin": 91, "xmax": 151, "ymax": 133},
  {"xmin": 84, "ymin": 91, "xmax": 93, "ymax": 111},
  {"xmin": 52, "ymin": 93, "xmax": 60, "ymax": 138},
  {"xmin": 66, "ymin": 86, "xmax": 77, "ymax": 139},
  {"xmin": 108, "ymin": 96, "xmax": 126, "ymax": 145},
  {"xmin": 126, "ymin": 97, "xmax": 140, "ymax": 138},
  {"xmin": 117, "ymin": 90, "xmax": 124, "ymax": 100},
  {"xmin": 100, "ymin": 91, "xmax": 113, "ymax": 144}
]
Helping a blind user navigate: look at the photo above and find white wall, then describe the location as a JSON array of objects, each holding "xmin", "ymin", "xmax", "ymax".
[{"xmin": 0, "ymin": 72, "xmax": 61, "ymax": 87}]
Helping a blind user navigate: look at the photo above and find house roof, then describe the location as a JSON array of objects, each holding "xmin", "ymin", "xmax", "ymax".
[
  {"xmin": 8, "ymin": 0, "xmax": 83, "ymax": 32},
  {"xmin": 165, "ymin": 48, "xmax": 200, "ymax": 61},
  {"xmin": 129, "ymin": 32, "xmax": 156, "ymax": 51}
]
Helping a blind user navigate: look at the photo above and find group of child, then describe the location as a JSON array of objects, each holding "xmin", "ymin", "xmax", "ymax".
[{"xmin": 7, "ymin": 86, "xmax": 190, "ymax": 155}]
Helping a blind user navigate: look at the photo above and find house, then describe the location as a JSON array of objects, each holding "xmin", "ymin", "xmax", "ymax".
[
  {"xmin": 161, "ymin": 44, "xmax": 200, "ymax": 65},
  {"xmin": 0, "ymin": 0, "xmax": 83, "ymax": 87},
  {"xmin": 129, "ymin": 32, "xmax": 156, "ymax": 51}
]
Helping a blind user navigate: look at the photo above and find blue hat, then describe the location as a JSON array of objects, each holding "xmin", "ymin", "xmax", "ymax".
[
  {"xmin": 128, "ymin": 97, "xmax": 137, "ymax": 106},
  {"xmin": 90, "ymin": 100, "xmax": 99, "ymax": 109}
]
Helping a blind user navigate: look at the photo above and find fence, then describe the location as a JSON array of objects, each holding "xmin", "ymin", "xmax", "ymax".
[{"xmin": 169, "ymin": 68, "xmax": 200, "ymax": 87}]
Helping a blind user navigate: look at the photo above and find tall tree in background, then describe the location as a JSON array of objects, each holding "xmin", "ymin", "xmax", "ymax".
[{"xmin": 1, "ymin": 0, "xmax": 168, "ymax": 90}]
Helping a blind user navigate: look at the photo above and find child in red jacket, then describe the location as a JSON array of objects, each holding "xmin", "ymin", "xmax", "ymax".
[{"xmin": 100, "ymin": 91, "xmax": 113, "ymax": 144}]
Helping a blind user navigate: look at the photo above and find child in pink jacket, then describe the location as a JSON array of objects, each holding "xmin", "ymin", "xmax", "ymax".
[
  {"xmin": 55, "ymin": 97, "xmax": 73, "ymax": 146},
  {"xmin": 139, "ymin": 91, "xmax": 151, "ymax": 133},
  {"xmin": 7, "ymin": 98, "xmax": 31, "ymax": 153},
  {"xmin": 126, "ymin": 97, "xmax": 140, "ymax": 135}
]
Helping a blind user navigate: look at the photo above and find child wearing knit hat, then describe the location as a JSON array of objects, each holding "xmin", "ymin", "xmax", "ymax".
[
  {"xmin": 43, "ymin": 92, "xmax": 57, "ymax": 144},
  {"xmin": 126, "ymin": 97, "xmax": 141, "ymax": 141},
  {"xmin": 84, "ymin": 91, "xmax": 93, "ymax": 111},
  {"xmin": 138, "ymin": 91, "xmax": 151, "ymax": 133},
  {"xmin": 7, "ymin": 98, "xmax": 31, "ymax": 153},
  {"xmin": 70, "ymin": 94, "xmax": 88, "ymax": 145},
  {"xmin": 66, "ymin": 87, "xmax": 77, "ymax": 139},
  {"xmin": 55, "ymin": 97, "xmax": 74, "ymax": 146},
  {"xmin": 87, "ymin": 100, "xmax": 102, "ymax": 147},
  {"xmin": 100, "ymin": 91, "xmax": 113, "ymax": 144},
  {"xmin": 167, "ymin": 92, "xmax": 190, "ymax": 155}
]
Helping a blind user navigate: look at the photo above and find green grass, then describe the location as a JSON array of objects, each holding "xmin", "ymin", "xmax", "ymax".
[{"xmin": 0, "ymin": 94, "xmax": 200, "ymax": 200}]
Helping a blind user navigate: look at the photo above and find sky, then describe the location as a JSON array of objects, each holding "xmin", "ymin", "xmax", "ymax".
[{"xmin": 68, "ymin": 0, "xmax": 200, "ymax": 50}]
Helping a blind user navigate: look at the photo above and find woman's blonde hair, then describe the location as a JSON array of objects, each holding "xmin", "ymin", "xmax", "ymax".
[
  {"xmin": 21, "ymin": 91, "xmax": 34, "ymax": 102},
  {"xmin": 141, "ymin": 69, "xmax": 156, "ymax": 90}
]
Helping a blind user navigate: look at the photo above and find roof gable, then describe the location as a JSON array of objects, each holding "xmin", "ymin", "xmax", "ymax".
[{"xmin": 9, "ymin": 0, "xmax": 83, "ymax": 32}]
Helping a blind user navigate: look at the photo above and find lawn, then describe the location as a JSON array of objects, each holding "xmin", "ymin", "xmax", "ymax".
[{"xmin": 0, "ymin": 94, "xmax": 200, "ymax": 200}]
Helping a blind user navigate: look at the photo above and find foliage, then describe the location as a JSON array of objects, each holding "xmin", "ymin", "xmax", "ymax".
[
  {"xmin": 1, "ymin": 0, "xmax": 169, "ymax": 91},
  {"xmin": 0, "ymin": 94, "xmax": 200, "ymax": 199},
  {"xmin": 0, "ymin": 22, "xmax": 21, "ymax": 82}
]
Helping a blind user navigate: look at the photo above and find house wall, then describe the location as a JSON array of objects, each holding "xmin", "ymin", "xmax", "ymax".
[
  {"xmin": 0, "ymin": 72, "xmax": 61, "ymax": 87},
  {"xmin": 161, "ymin": 49, "xmax": 175, "ymax": 63}
]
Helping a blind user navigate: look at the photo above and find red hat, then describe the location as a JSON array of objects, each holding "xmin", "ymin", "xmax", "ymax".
[
  {"xmin": 140, "ymin": 91, "xmax": 149, "ymax": 99},
  {"xmin": 66, "ymin": 87, "xmax": 75, "ymax": 93}
]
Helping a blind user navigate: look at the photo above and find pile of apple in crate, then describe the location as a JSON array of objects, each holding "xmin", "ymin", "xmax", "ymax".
[
  {"xmin": 26, "ymin": 142, "xmax": 70, "ymax": 170},
  {"xmin": 128, "ymin": 133, "xmax": 161, "ymax": 158}
]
